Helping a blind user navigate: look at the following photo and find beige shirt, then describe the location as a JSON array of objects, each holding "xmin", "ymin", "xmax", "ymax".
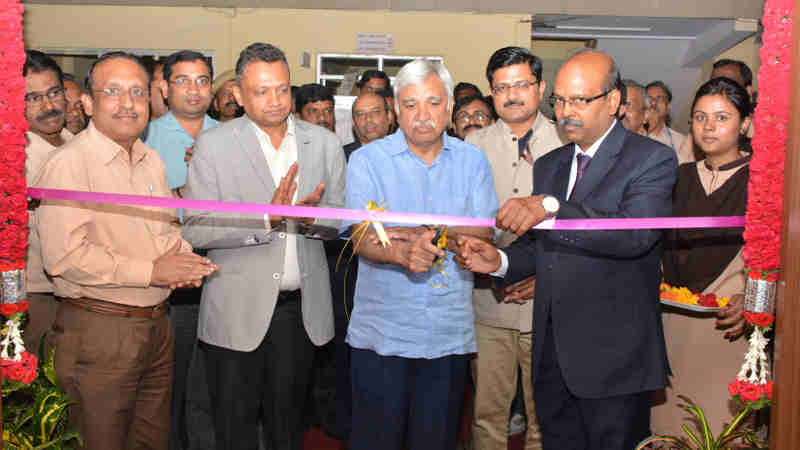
[
  {"xmin": 695, "ymin": 159, "xmax": 747, "ymax": 298},
  {"xmin": 35, "ymin": 122, "xmax": 191, "ymax": 307},
  {"xmin": 467, "ymin": 113, "xmax": 564, "ymax": 331},
  {"xmin": 251, "ymin": 116, "xmax": 302, "ymax": 291},
  {"xmin": 649, "ymin": 126, "xmax": 693, "ymax": 164},
  {"xmin": 25, "ymin": 128, "xmax": 73, "ymax": 293}
]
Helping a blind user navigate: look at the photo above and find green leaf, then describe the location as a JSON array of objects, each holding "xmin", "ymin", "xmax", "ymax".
[{"xmin": 43, "ymin": 344, "xmax": 58, "ymax": 386}]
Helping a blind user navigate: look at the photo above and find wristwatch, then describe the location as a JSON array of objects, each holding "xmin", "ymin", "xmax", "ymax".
[{"xmin": 541, "ymin": 195, "xmax": 560, "ymax": 217}]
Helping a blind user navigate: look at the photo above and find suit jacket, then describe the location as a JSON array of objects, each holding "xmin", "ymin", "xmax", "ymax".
[
  {"xmin": 504, "ymin": 122, "xmax": 676, "ymax": 398},
  {"xmin": 182, "ymin": 116, "xmax": 347, "ymax": 351}
]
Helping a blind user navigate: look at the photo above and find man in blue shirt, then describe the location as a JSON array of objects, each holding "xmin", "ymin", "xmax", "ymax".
[
  {"xmin": 144, "ymin": 49, "xmax": 220, "ymax": 450},
  {"xmin": 343, "ymin": 59, "xmax": 498, "ymax": 450}
]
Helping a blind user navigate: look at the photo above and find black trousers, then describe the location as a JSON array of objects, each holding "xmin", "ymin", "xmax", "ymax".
[
  {"xmin": 534, "ymin": 315, "xmax": 651, "ymax": 450},
  {"xmin": 349, "ymin": 348, "xmax": 469, "ymax": 450},
  {"xmin": 202, "ymin": 292, "xmax": 314, "ymax": 450}
]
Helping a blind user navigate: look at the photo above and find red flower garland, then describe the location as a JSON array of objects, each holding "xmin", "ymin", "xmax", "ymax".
[{"xmin": 743, "ymin": 0, "xmax": 791, "ymax": 275}]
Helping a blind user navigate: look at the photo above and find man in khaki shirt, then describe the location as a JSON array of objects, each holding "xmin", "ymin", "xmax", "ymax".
[
  {"xmin": 466, "ymin": 47, "xmax": 564, "ymax": 450},
  {"xmin": 22, "ymin": 50, "xmax": 74, "ymax": 359},
  {"xmin": 646, "ymin": 80, "xmax": 693, "ymax": 164},
  {"xmin": 36, "ymin": 52, "xmax": 217, "ymax": 450}
]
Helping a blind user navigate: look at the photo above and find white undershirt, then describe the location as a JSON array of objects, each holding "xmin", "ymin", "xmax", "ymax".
[
  {"xmin": 493, "ymin": 120, "xmax": 618, "ymax": 277},
  {"xmin": 251, "ymin": 116, "xmax": 301, "ymax": 291}
]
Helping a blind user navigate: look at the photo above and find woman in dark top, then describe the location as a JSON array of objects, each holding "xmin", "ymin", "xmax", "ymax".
[{"xmin": 652, "ymin": 77, "xmax": 752, "ymax": 435}]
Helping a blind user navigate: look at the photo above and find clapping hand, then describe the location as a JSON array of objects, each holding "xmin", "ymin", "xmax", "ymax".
[{"xmin": 151, "ymin": 241, "xmax": 219, "ymax": 289}]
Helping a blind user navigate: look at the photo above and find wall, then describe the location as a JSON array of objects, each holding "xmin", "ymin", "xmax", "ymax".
[{"xmin": 23, "ymin": 4, "xmax": 529, "ymax": 88}]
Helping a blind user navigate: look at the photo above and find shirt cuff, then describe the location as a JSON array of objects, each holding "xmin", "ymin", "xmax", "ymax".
[{"xmin": 490, "ymin": 249, "xmax": 509, "ymax": 278}]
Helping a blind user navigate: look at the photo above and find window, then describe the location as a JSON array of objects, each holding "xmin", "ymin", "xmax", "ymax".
[{"xmin": 317, "ymin": 53, "xmax": 443, "ymax": 95}]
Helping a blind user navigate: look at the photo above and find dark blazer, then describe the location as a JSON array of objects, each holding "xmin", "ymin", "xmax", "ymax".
[{"xmin": 504, "ymin": 122, "xmax": 677, "ymax": 399}]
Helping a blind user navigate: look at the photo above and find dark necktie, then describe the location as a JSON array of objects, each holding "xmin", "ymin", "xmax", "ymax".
[{"xmin": 571, "ymin": 152, "xmax": 592, "ymax": 199}]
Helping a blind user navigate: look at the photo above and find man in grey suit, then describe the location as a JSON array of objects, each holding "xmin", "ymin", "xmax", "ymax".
[{"xmin": 182, "ymin": 42, "xmax": 346, "ymax": 450}]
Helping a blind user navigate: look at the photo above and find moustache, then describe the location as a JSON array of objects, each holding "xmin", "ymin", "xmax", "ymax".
[
  {"xmin": 113, "ymin": 110, "xmax": 139, "ymax": 119},
  {"xmin": 558, "ymin": 117, "xmax": 584, "ymax": 128},
  {"xmin": 464, "ymin": 124, "xmax": 483, "ymax": 132},
  {"xmin": 412, "ymin": 120, "xmax": 435, "ymax": 130},
  {"xmin": 36, "ymin": 109, "xmax": 63, "ymax": 122},
  {"xmin": 504, "ymin": 100, "xmax": 525, "ymax": 108}
]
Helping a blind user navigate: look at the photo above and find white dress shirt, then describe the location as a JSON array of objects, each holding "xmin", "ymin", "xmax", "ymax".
[
  {"xmin": 493, "ymin": 120, "xmax": 618, "ymax": 277},
  {"xmin": 251, "ymin": 116, "xmax": 302, "ymax": 290}
]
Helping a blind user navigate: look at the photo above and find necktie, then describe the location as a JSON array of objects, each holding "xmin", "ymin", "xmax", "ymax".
[
  {"xmin": 575, "ymin": 152, "xmax": 591, "ymax": 183},
  {"xmin": 571, "ymin": 152, "xmax": 592, "ymax": 199}
]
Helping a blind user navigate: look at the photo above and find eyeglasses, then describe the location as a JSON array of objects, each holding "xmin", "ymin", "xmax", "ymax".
[
  {"xmin": 353, "ymin": 108, "xmax": 387, "ymax": 121},
  {"xmin": 25, "ymin": 87, "xmax": 66, "ymax": 105},
  {"xmin": 169, "ymin": 76, "xmax": 211, "ymax": 88},
  {"xmin": 549, "ymin": 88, "xmax": 612, "ymax": 110},
  {"xmin": 491, "ymin": 79, "xmax": 539, "ymax": 96},
  {"xmin": 93, "ymin": 86, "xmax": 149, "ymax": 101},
  {"xmin": 455, "ymin": 111, "xmax": 491, "ymax": 124}
]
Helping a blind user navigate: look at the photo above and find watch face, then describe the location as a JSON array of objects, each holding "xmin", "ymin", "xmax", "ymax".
[{"xmin": 543, "ymin": 197, "xmax": 559, "ymax": 213}]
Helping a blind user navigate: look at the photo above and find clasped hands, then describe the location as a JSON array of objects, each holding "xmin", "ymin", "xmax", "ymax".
[
  {"xmin": 151, "ymin": 241, "xmax": 219, "ymax": 289},
  {"xmin": 269, "ymin": 162, "xmax": 326, "ymax": 229}
]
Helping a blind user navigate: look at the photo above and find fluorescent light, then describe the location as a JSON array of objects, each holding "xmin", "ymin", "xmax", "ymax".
[{"xmin": 555, "ymin": 25, "xmax": 653, "ymax": 32}]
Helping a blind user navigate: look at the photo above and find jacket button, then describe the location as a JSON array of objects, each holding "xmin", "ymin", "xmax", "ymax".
[
  {"xmin": 547, "ymin": 265, "xmax": 553, "ymax": 270},
  {"xmin": 272, "ymin": 273, "xmax": 280, "ymax": 280},
  {"xmin": 512, "ymin": 162, "xmax": 517, "ymax": 168},
  {"xmin": 513, "ymin": 188, "xmax": 519, "ymax": 194},
  {"xmin": 279, "ymin": 232, "xmax": 286, "ymax": 238}
]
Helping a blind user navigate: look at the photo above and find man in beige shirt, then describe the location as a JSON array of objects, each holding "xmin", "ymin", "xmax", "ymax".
[
  {"xmin": 466, "ymin": 47, "xmax": 564, "ymax": 450},
  {"xmin": 36, "ymin": 52, "xmax": 217, "ymax": 450},
  {"xmin": 646, "ymin": 80, "xmax": 693, "ymax": 164},
  {"xmin": 22, "ymin": 50, "xmax": 74, "ymax": 359}
]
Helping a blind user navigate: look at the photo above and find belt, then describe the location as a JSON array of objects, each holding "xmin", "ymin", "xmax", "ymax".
[
  {"xmin": 59, "ymin": 296, "xmax": 169, "ymax": 319},
  {"xmin": 277, "ymin": 289, "xmax": 301, "ymax": 304}
]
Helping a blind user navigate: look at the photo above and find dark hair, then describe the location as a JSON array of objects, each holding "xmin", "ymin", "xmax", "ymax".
[
  {"xmin": 691, "ymin": 77, "xmax": 752, "ymax": 149},
  {"xmin": 24, "ymin": 50, "xmax": 64, "ymax": 86},
  {"xmin": 358, "ymin": 70, "xmax": 390, "ymax": 89},
  {"xmin": 235, "ymin": 43, "xmax": 288, "ymax": 81},
  {"xmin": 646, "ymin": 80, "xmax": 673, "ymax": 102},
  {"xmin": 352, "ymin": 92, "xmax": 391, "ymax": 117},
  {"xmin": 163, "ymin": 50, "xmax": 213, "ymax": 83},
  {"xmin": 713, "ymin": 59, "xmax": 753, "ymax": 87},
  {"xmin": 85, "ymin": 51, "xmax": 150, "ymax": 93},
  {"xmin": 295, "ymin": 83, "xmax": 334, "ymax": 113},
  {"xmin": 452, "ymin": 94, "xmax": 493, "ymax": 124},
  {"xmin": 486, "ymin": 46, "xmax": 543, "ymax": 87},
  {"xmin": 454, "ymin": 82, "xmax": 482, "ymax": 98},
  {"xmin": 484, "ymin": 95, "xmax": 498, "ymax": 120}
]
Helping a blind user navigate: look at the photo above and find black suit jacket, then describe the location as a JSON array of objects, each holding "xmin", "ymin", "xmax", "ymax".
[{"xmin": 504, "ymin": 122, "xmax": 677, "ymax": 399}]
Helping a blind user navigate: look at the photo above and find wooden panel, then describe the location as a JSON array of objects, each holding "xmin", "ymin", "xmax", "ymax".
[{"xmin": 771, "ymin": 1, "xmax": 800, "ymax": 447}]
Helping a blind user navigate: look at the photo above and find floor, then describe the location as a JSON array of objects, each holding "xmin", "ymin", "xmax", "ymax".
[{"xmin": 302, "ymin": 426, "xmax": 526, "ymax": 449}]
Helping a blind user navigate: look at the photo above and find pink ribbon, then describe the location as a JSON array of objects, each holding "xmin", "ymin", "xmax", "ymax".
[{"xmin": 27, "ymin": 188, "xmax": 745, "ymax": 230}]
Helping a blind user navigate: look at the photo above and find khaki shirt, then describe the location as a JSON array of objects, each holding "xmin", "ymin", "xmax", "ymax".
[
  {"xmin": 649, "ymin": 126, "xmax": 693, "ymax": 164},
  {"xmin": 25, "ymin": 129, "xmax": 73, "ymax": 293},
  {"xmin": 35, "ymin": 122, "xmax": 191, "ymax": 307},
  {"xmin": 467, "ymin": 114, "xmax": 564, "ymax": 331}
]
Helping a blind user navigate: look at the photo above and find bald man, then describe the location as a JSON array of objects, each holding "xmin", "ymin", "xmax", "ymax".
[{"xmin": 456, "ymin": 50, "xmax": 675, "ymax": 449}]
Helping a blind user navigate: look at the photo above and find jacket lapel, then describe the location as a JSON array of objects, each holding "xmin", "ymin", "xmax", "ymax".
[
  {"xmin": 569, "ymin": 122, "xmax": 627, "ymax": 203},
  {"xmin": 294, "ymin": 122, "xmax": 315, "ymax": 200},
  {"xmin": 552, "ymin": 149, "xmax": 572, "ymax": 200},
  {"xmin": 233, "ymin": 118, "xmax": 276, "ymax": 194}
]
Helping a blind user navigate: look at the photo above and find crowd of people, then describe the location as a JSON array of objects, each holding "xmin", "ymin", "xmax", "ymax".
[{"xmin": 20, "ymin": 40, "xmax": 754, "ymax": 450}]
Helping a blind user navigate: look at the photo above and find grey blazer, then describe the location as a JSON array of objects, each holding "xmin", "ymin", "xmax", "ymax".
[{"xmin": 182, "ymin": 116, "xmax": 346, "ymax": 351}]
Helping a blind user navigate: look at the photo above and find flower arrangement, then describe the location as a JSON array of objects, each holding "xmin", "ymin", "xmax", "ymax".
[{"xmin": 659, "ymin": 283, "xmax": 730, "ymax": 308}]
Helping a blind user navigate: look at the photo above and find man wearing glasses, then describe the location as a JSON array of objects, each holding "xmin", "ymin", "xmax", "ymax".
[
  {"xmin": 452, "ymin": 94, "xmax": 493, "ymax": 140},
  {"xmin": 36, "ymin": 51, "xmax": 218, "ymax": 449},
  {"xmin": 456, "ymin": 49, "xmax": 675, "ymax": 449},
  {"xmin": 646, "ymin": 80, "xmax": 691, "ymax": 163},
  {"xmin": 465, "ymin": 46, "xmax": 563, "ymax": 450},
  {"xmin": 143, "ymin": 49, "xmax": 221, "ymax": 450},
  {"xmin": 22, "ymin": 50, "xmax": 74, "ymax": 362}
]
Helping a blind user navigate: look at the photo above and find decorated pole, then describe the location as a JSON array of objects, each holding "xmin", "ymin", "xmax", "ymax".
[{"xmin": 0, "ymin": 0, "xmax": 31, "ymax": 445}]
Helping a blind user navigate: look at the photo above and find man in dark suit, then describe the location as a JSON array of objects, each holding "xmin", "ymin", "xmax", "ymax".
[{"xmin": 456, "ymin": 50, "xmax": 676, "ymax": 449}]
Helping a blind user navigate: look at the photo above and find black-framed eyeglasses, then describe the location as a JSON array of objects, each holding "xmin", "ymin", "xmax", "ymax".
[
  {"xmin": 491, "ymin": 79, "xmax": 539, "ymax": 96},
  {"xmin": 549, "ymin": 88, "xmax": 612, "ymax": 110},
  {"xmin": 25, "ymin": 87, "xmax": 66, "ymax": 105}
]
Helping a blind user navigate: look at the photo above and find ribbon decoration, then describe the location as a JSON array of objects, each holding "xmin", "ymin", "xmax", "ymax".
[{"xmin": 27, "ymin": 188, "xmax": 745, "ymax": 230}]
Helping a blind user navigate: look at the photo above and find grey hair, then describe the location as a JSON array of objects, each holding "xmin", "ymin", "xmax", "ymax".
[
  {"xmin": 622, "ymin": 79, "xmax": 649, "ymax": 109},
  {"xmin": 393, "ymin": 59, "xmax": 454, "ymax": 106},
  {"xmin": 565, "ymin": 48, "xmax": 621, "ymax": 93}
]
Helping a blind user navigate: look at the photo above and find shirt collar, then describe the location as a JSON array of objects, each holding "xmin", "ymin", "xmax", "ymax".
[
  {"xmin": 387, "ymin": 128, "xmax": 453, "ymax": 156},
  {"xmin": 574, "ymin": 119, "xmax": 617, "ymax": 158},
  {"xmin": 86, "ymin": 121, "xmax": 149, "ymax": 166},
  {"xmin": 163, "ymin": 111, "xmax": 218, "ymax": 133},
  {"xmin": 248, "ymin": 113, "xmax": 295, "ymax": 143}
]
